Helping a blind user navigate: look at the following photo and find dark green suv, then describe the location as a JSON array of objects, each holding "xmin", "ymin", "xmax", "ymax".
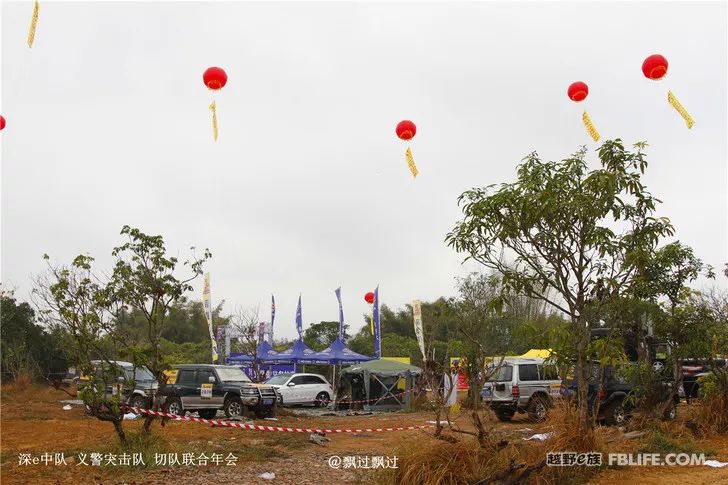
[{"xmin": 161, "ymin": 364, "xmax": 280, "ymax": 419}]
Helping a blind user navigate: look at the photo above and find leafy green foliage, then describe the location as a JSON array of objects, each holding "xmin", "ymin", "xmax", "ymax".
[{"xmin": 0, "ymin": 289, "xmax": 66, "ymax": 380}]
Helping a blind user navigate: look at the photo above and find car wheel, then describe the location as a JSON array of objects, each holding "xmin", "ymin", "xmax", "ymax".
[
  {"xmin": 315, "ymin": 392, "xmax": 330, "ymax": 407},
  {"xmin": 129, "ymin": 395, "xmax": 149, "ymax": 411},
  {"xmin": 528, "ymin": 396, "xmax": 549, "ymax": 422},
  {"xmin": 495, "ymin": 411, "xmax": 514, "ymax": 422},
  {"xmin": 165, "ymin": 397, "xmax": 183, "ymax": 416},
  {"xmin": 198, "ymin": 409, "xmax": 217, "ymax": 420},
  {"xmin": 604, "ymin": 401, "xmax": 626, "ymax": 426},
  {"xmin": 224, "ymin": 397, "xmax": 246, "ymax": 419}
]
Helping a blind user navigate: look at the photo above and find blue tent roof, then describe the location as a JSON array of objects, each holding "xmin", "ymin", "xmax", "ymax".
[
  {"xmin": 256, "ymin": 341, "xmax": 283, "ymax": 362},
  {"xmin": 226, "ymin": 353, "xmax": 254, "ymax": 365},
  {"xmin": 305, "ymin": 338, "xmax": 374, "ymax": 364},
  {"xmin": 273, "ymin": 338, "xmax": 319, "ymax": 364}
]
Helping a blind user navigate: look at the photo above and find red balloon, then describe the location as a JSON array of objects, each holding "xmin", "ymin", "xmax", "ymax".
[
  {"xmin": 203, "ymin": 67, "xmax": 228, "ymax": 90},
  {"xmin": 396, "ymin": 120, "xmax": 416, "ymax": 141},
  {"xmin": 642, "ymin": 54, "xmax": 668, "ymax": 80},
  {"xmin": 0, "ymin": 115, "xmax": 5, "ymax": 131},
  {"xmin": 567, "ymin": 81, "xmax": 589, "ymax": 102},
  {"xmin": 364, "ymin": 292, "xmax": 375, "ymax": 304}
]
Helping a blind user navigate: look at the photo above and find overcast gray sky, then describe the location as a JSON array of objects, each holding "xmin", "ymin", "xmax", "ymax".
[{"xmin": 1, "ymin": 1, "xmax": 726, "ymax": 340}]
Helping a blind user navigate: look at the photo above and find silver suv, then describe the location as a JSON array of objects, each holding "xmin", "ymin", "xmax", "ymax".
[{"xmin": 480, "ymin": 357, "xmax": 562, "ymax": 422}]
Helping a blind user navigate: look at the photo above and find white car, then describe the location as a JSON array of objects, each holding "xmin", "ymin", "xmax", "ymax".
[{"xmin": 264, "ymin": 373, "xmax": 333, "ymax": 407}]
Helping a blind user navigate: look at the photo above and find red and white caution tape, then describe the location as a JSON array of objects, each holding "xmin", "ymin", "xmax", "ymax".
[{"xmin": 125, "ymin": 406, "xmax": 433, "ymax": 434}]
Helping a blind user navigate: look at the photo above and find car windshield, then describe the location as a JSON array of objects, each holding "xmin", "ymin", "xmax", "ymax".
[
  {"xmin": 265, "ymin": 374, "xmax": 292, "ymax": 385},
  {"xmin": 486, "ymin": 365, "xmax": 513, "ymax": 382},
  {"xmin": 135, "ymin": 367, "xmax": 155, "ymax": 381},
  {"xmin": 215, "ymin": 367, "xmax": 252, "ymax": 382}
]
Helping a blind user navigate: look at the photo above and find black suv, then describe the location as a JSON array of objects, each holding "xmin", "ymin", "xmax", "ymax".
[
  {"xmin": 562, "ymin": 362, "xmax": 678, "ymax": 425},
  {"xmin": 161, "ymin": 365, "xmax": 280, "ymax": 419}
]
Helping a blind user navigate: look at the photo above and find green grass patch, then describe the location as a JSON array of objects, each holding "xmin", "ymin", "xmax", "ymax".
[{"xmin": 639, "ymin": 429, "xmax": 717, "ymax": 457}]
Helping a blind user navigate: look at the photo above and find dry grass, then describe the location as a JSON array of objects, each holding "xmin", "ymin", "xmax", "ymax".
[
  {"xmin": 1, "ymin": 373, "xmax": 32, "ymax": 393},
  {"xmin": 688, "ymin": 395, "xmax": 728, "ymax": 436}
]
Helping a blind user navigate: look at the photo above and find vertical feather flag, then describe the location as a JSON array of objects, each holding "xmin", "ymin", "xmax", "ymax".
[
  {"xmin": 373, "ymin": 286, "xmax": 381, "ymax": 359},
  {"xmin": 295, "ymin": 294, "xmax": 303, "ymax": 340},
  {"xmin": 270, "ymin": 294, "xmax": 275, "ymax": 343},
  {"xmin": 202, "ymin": 273, "xmax": 219, "ymax": 363},
  {"xmin": 335, "ymin": 287, "xmax": 344, "ymax": 340}
]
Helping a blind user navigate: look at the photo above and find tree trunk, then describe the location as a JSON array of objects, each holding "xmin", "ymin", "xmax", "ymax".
[
  {"xmin": 576, "ymin": 341, "xmax": 591, "ymax": 434},
  {"xmin": 113, "ymin": 418, "xmax": 127, "ymax": 444}
]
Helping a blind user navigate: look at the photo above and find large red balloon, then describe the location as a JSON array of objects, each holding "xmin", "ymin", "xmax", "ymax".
[
  {"xmin": 203, "ymin": 67, "xmax": 228, "ymax": 90},
  {"xmin": 642, "ymin": 54, "xmax": 668, "ymax": 80},
  {"xmin": 567, "ymin": 81, "xmax": 589, "ymax": 102},
  {"xmin": 0, "ymin": 115, "xmax": 5, "ymax": 131},
  {"xmin": 364, "ymin": 292, "xmax": 375, "ymax": 304},
  {"xmin": 396, "ymin": 120, "xmax": 416, "ymax": 141}
]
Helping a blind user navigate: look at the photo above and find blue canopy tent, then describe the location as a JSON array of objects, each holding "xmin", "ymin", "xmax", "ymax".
[
  {"xmin": 273, "ymin": 338, "xmax": 318, "ymax": 364},
  {"xmin": 226, "ymin": 353, "xmax": 254, "ymax": 365},
  {"xmin": 256, "ymin": 340, "xmax": 283, "ymax": 362},
  {"xmin": 305, "ymin": 338, "xmax": 373, "ymax": 364}
]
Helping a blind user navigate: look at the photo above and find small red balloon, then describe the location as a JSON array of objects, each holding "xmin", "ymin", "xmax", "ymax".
[
  {"xmin": 364, "ymin": 292, "xmax": 375, "ymax": 304},
  {"xmin": 567, "ymin": 81, "xmax": 589, "ymax": 102},
  {"xmin": 396, "ymin": 120, "xmax": 416, "ymax": 141},
  {"xmin": 0, "ymin": 115, "xmax": 5, "ymax": 131},
  {"xmin": 642, "ymin": 54, "xmax": 668, "ymax": 80},
  {"xmin": 203, "ymin": 67, "xmax": 228, "ymax": 90}
]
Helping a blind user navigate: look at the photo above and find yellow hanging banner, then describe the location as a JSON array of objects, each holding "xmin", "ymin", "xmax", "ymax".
[
  {"xmin": 667, "ymin": 91, "xmax": 695, "ymax": 129},
  {"xmin": 27, "ymin": 0, "xmax": 39, "ymax": 48},
  {"xmin": 405, "ymin": 146, "xmax": 418, "ymax": 178},
  {"xmin": 582, "ymin": 111, "xmax": 600, "ymax": 142},
  {"xmin": 209, "ymin": 102, "xmax": 219, "ymax": 141}
]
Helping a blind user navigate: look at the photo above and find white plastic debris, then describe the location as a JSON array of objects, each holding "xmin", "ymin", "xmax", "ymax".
[
  {"xmin": 62, "ymin": 405, "xmax": 72, "ymax": 411},
  {"xmin": 123, "ymin": 413, "xmax": 138, "ymax": 420},
  {"xmin": 264, "ymin": 417, "xmax": 279, "ymax": 421},
  {"xmin": 523, "ymin": 432, "xmax": 553, "ymax": 441},
  {"xmin": 259, "ymin": 472, "xmax": 276, "ymax": 480},
  {"xmin": 704, "ymin": 460, "xmax": 728, "ymax": 468}
]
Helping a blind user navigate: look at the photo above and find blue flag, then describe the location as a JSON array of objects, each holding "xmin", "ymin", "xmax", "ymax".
[
  {"xmin": 335, "ymin": 287, "xmax": 344, "ymax": 339},
  {"xmin": 373, "ymin": 285, "xmax": 381, "ymax": 358},
  {"xmin": 271, "ymin": 294, "xmax": 276, "ymax": 336},
  {"xmin": 295, "ymin": 294, "xmax": 303, "ymax": 339}
]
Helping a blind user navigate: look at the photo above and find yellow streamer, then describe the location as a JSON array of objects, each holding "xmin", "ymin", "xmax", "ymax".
[
  {"xmin": 582, "ymin": 111, "xmax": 600, "ymax": 142},
  {"xmin": 209, "ymin": 101, "xmax": 218, "ymax": 141},
  {"xmin": 667, "ymin": 91, "xmax": 695, "ymax": 129},
  {"xmin": 405, "ymin": 146, "xmax": 418, "ymax": 178},
  {"xmin": 27, "ymin": 0, "xmax": 39, "ymax": 48},
  {"xmin": 369, "ymin": 310, "xmax": 374, "ymax": 336}
]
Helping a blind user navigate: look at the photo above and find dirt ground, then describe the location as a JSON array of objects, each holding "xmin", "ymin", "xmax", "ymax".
[{"xmin": 1, "ymin": 385, "xmax": 727, "ymax": 484}]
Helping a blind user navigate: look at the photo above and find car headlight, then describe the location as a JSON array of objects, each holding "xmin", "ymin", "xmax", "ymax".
[{"xmin": 241, "ymin": 388, "xmax": 258, "ymax": 395}]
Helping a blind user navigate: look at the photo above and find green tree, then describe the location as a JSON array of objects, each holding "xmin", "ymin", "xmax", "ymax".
[
  {"xmin": 447, "ymin": 140, "xmax": 674, "ymax": 433},
  {"xmin": 33, "ymin": 254, "xmax": 131, "ymax": 443},
  {"xmin": 1, "ymin": 289, "xmax": 65, "ymax": 381},
  {"xmin": 107, "ymin": 226, "xmax": 210, "ymax": 435},
  {"xmin": 303, "ymin": 321, "xmax": 347, "ymax": 351}
]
